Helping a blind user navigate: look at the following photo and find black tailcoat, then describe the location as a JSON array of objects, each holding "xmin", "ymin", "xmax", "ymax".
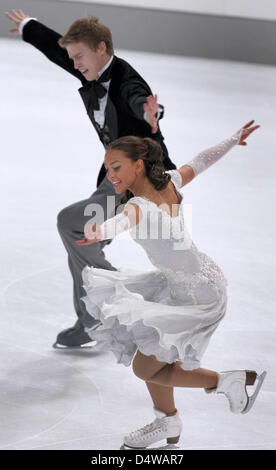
[{"xmin": 23, "ymin": 20, "xmax": 176, "ymax": 187}]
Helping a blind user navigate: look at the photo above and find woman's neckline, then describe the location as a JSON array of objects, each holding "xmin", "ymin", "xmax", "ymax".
[{"xmin": 133, "ymin": 182, "xmax": 183, "ymax": 219}]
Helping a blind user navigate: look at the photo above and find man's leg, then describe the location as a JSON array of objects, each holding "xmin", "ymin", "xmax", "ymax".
[{"xmin": 54, "ymin": 176, "xmax": 122, "ymax": 347}]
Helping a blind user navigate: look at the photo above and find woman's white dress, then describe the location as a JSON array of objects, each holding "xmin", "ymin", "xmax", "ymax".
[{"xmin": 81, "ymin": 169, "xmax": 227, "ymax": 370}]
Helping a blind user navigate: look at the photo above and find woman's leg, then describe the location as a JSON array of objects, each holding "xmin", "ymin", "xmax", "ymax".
[
  {"xmin": 132, "ymin": 351, "xmax": 177, "ymax": 415},
  {"xmin": 132, "ymin": 350, "xmax": 218, "ymax": 389},
  {"xmin": 167, "ymin": 363, "xmax": 219, "ymax": 388},
  {"xmin": 145, "ymin": 382, "xmax": 177, "ymax": 416}
]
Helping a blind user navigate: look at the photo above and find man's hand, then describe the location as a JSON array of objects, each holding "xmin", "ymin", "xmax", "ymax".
[
  {"xmin": 238, "ymin": 120, "xmax": 260, "ymax": 146},
  {"xmin": 5, "ymin": 9, "xmax": 30, "ymax": 34},
  {"xmin": 143, "ymin": 94, "xmax": 159, "ymax": 134}
]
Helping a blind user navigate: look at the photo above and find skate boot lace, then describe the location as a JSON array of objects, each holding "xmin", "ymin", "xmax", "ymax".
[{"xmin": 128, "ymin": 418, "xmax": 167, "ymax": 441}]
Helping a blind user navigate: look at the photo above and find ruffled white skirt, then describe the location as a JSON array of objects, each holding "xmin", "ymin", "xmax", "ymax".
[{"xmin": 81, "ymin": 266, "xmax": 227, "ymax": 370}]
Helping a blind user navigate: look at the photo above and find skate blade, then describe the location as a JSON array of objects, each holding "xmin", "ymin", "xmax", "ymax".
[
  {"xmin": 52, "ymin": 341, "xmax": 96, "ymax": 350},
  {"xmin": 120, "ymin": 443, "xmax": 180, "ymax": 450},
  {"xmin": 242, "ymin": 370, "xmax": 267, "ymax": 414},
  {"xmin": 120, "ymin": 444, "xmax": 146, "ymax": 450}
]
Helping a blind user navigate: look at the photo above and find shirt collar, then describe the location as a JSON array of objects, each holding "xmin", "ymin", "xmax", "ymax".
[{"xmin": 98, "ymin": 55, "xmax": 114, "ymax": 80}]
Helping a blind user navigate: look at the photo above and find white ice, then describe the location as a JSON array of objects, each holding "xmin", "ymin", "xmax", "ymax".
[{"xmin": 0, "ymin": 38, "xmax": 276, "ymax": 450}]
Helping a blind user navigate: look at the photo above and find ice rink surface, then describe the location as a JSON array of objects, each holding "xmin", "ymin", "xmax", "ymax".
[{"xmin": 1, "ymin": 38, "xmax": 276, "ymax": 450}]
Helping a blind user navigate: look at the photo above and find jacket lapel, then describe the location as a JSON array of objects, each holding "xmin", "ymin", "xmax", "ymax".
[{"xmin": 103, "ymin": 96, "xmax": 118, "ymax": 142}]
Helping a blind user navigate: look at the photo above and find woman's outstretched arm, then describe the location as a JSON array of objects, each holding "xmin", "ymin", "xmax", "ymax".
[
  {"xmin": 76, "ymin": 203, "xmax": 142, "ymax": 246},
  {"xmin": 177, "ymin": 120, "xmax": 260, "ymax": 188}
]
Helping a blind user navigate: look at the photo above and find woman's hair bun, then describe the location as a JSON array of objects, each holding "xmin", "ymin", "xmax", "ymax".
[{"xmin": 143, "ymin": 138, "xmax": 163, "ymax": 164}]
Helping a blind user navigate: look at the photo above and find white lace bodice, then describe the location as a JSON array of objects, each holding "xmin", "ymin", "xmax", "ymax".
[{"xmin": 127, "ymin": 169, "xmax": 226, "ymax": 304}]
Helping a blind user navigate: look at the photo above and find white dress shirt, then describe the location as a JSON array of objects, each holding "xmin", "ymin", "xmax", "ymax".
[{"xmin": 93, "ymin": 55, "xmax": 113, "ymax": 128}]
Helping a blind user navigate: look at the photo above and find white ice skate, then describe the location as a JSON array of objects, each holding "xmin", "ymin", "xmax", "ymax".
[
  {"xmin": 205, "ymin": 369, "xmax": 267, "ymax": 414},
  {"xmin": 123, "ymin": 408, "xmax": 183, "ymax": 449}
]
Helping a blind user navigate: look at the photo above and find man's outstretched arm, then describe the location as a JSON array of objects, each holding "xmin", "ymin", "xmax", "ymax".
[
  {"xmin": 5, "ymin": 9, "xmax": 84, "ymax": 83},
  {"xmin": 120, "ymin": 78, "xmax": 163, "ymax": 134}
]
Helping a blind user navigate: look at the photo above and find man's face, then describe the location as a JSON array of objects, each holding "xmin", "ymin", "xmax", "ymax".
[{"xmin": 66, "ymin": 42, "xmax": 106, "ymax": 81}]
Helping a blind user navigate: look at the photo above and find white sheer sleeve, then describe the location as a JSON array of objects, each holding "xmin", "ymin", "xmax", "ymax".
[
  {"xmin": 185, "ymin": 129, "xmax": 243, "ymax": 177},
  {"xmin": 165, "ymin": 169, "xmax": 183, "ymax": 190},
  {"xmin": 99, "ymin": 212, "xmax": 131, "ymax": 240}
]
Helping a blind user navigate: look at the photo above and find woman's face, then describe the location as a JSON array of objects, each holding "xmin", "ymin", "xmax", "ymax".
[{"xmin": 104, "ymin": 149, "xmax": 143, "ymax": 194}]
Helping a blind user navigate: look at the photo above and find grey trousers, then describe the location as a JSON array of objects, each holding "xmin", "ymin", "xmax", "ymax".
[{"xmin": 57, "ymin": 176, "xmax": 123, "ymax": 329}]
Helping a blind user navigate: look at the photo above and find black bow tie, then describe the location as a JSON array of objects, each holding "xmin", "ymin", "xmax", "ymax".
[{"xmin": 79, "ymin": 59, "xmax": 114, "ymax": 111}]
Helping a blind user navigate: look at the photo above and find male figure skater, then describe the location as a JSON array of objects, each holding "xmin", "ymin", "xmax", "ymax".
[{"xmin": 5, "ymin": 9, "xmax": 176, "ymax": 348}]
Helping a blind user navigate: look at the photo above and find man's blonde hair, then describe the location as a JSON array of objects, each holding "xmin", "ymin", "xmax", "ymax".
[{"xmin": 58, "ymin": 14, "xmax": 114, "ymax": 55}]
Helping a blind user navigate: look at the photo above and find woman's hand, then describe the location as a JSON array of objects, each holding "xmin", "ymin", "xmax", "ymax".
[
  {"xmin": 75, "ymin": 223, "xmax": 102, "ymax": 246},
  {"xmin": 239, "ymin": 120, "xmax": 260, "ymax": 146},
  {"xmin": 5, "ymin": 9, "xmax": 30, "ymax": 34},
  {"xmin": 143, "ymin": 94, "xmax": 159, "ymax": 134}
]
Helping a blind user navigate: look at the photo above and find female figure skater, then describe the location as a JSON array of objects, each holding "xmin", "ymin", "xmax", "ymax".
[{"xmin": 76, "ymin": 119, "xmax": 266, "ymax": 449}]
